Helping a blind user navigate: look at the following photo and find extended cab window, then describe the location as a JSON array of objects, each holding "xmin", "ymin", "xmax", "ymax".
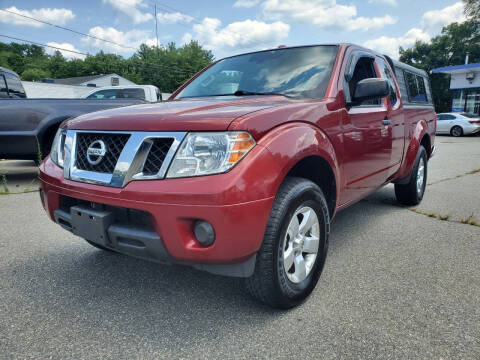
[
  {"xmin": 405, "ymin": 71, "xmax": 427, "ymax": 103},
  {"xmin": 176, "ymin": 45, "xmax": 338, "ymax": 99},
  {"xmin": 4, "ymin": 72, "xmax": 26, "ymax": 98}
]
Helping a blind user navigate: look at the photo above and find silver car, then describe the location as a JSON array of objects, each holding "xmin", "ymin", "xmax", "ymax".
[{"xmin": 436, "ymin": 113, "xmax": 480, "ymax": 137}]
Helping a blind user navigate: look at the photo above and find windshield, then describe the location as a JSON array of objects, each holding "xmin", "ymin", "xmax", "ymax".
[{"xmin": 176, "ymin": 45, "xmax": 338, "ymax": 100}]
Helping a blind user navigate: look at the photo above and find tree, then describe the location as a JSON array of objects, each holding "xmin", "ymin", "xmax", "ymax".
[
  {"xmin": 21, "ymin": 68, "xmax": 51, "ymax": 81},
  {"xmin": 399, "ymin": 20, "xmax": 480, "ymax": 112},
  {"xmin": 464, "ymin": 0, "xmax": 480, "ymax": 21}
]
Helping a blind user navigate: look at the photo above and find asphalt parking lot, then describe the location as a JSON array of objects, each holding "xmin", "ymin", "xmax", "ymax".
[{"xmin": 1, "ymin": 135, "xmax": 479, "ymax": 359}]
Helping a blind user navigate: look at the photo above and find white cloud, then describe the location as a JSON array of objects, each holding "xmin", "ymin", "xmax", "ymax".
[
  {"xmin": 46, "ymin": 42, "xmax": 86, "ymax": 60},
  {"xmin": 364, "ymin": 2, "xmax": 467, "ymax": 59},
  {"xmin": 102, "ymin": 0, "xmax": 152, "ymax": 24},
  {"xmin": 157, "ymin": 12, "xmax": 193, "ymax": 24},
  {"xmin": 0, "ymin": 6, "xmax": 75, "ymax": 27},
  {"xmin": 368, "ymin": 0, "xmax": 398, "ymax": 6},
  {"xmin": 364, "ymin": 28, "xmax": 431, "ymax": 58},
  {"xmin": 262, "ymin": 0, "xmax": 397, "ymax": 31},
  {"xmin": 421, "ymin": 2, "xmax": 466, "ymax": 33},
  {"xmin": 82, "ymin": 26, "xmax": 156, "ymax": 55},
  {"xmin": 234, "ymin": 0, "xmax": 262, "ymax": 8},
  {"xmin": 182, "ymin": 17, "xmax": 289, "ymax": 55}
]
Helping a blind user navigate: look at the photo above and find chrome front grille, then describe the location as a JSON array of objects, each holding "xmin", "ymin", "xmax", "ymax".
[
  {"xmin": 62, "ymin": 130, "xmax": 186, "ymax": 188},
  {"xmin": 141, "ymin": 138, "xmax": 174, "ymax": 176},
  {"xmin": 75, "ymin": 133, "xmax": 130, "ymax": 173}
]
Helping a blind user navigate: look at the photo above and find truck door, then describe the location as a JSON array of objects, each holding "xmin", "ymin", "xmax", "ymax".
[
  {"xmin": 341, "ymin": 53, "xmax": 393, "ymax": 203},
  {"xmin": 376, "ymin": 56, "xmax": 404, "ymax": 176}
]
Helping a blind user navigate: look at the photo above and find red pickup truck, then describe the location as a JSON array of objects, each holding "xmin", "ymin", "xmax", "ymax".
[{"xmin": 39, "ymin": 44, "xmax": 436, "ymax": 308}]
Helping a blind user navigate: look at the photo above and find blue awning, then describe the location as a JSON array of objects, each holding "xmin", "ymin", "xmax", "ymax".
[{"xmin": 432, "ymin": 63, "xmax": 480, "ymax": 74}]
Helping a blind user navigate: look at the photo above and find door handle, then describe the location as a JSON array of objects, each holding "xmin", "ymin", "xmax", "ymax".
[{"xmin": 382, "ymin": 119, "xmax": 392, "ymax": 126}]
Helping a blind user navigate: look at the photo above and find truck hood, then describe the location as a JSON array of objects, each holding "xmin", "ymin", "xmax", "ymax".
[{"xmin": 65, "ymin": 96, "xmax": 287, "ymax": 132}]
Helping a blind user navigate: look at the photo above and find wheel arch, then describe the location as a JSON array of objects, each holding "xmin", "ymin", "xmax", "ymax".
[{"xmin": 258, "ymin": 122, "xmax": 340, "ymax": 217}]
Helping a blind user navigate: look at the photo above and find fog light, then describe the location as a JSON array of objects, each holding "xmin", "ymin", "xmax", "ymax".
[{"xmin": 194, "ymin": 220, "xmax": 215, "ymax": 247}]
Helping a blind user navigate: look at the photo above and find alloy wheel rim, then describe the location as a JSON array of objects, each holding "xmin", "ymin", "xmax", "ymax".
[
  {"xmin": 452, "ymin": 127, "xmax": 461, "ymax": 136},
  {"xmin": 416, "ymin": 157, "xmax": 425, "ymax": 196},
  {"xmin": 282, "ymin": 206, "xmax": 320, "ymax": 284}
]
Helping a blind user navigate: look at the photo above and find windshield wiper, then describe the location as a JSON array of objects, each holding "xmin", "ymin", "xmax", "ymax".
[{"xmin": 233, "ymin": 90, "xmax": 292, "ymax": 98}]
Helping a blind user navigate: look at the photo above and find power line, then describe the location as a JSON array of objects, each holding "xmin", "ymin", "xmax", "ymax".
[
  {"xmin": 0, "ymin": 34, "xmax": 90, "ymax": 56},
  {"xmin": 0, "ymin": 8, "xmax": 137, "ymax": 50}
]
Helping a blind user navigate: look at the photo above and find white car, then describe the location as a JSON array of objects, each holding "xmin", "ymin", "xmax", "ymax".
[
  {"xmin": 85, "ymin": 85, "xmax": 170, "ymax": 102},
  {"xmin": 436, "ymin": 113, "xmax": 480, "ymax": 137}
]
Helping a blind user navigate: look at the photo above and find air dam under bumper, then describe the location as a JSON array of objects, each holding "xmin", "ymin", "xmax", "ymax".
[{"xmin": 39, "ymin": 149, "xmax": 279, "ymax": 277}]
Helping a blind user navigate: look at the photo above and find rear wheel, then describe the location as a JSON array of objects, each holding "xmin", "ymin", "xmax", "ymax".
[
  {"xmin": 245, "ymin": 177, "xmax": 330, "ymax": 309},
  {"xmin": 395, "ymin": 146, "xmax": 427, "ymax": 206},
  {"xmin": 450, "ymin": 126, "xmax": 463, "ymax": 137}
]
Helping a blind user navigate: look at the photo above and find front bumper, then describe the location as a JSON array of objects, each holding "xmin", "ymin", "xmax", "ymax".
[{"xmin": 39, "ymin": 144, "xmax": 280, "ymax": 277}]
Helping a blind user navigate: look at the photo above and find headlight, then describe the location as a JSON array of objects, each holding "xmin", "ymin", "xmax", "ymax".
[
  {"xmin": 50, "ymin": 128, "xmax": 66, "ymax": 168},
  {"xmin": 166, "ymin": 131, "xmax": 255, "ymax": 178}
]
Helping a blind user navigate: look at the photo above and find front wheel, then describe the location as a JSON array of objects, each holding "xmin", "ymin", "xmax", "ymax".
[
  {"xmin": 245, "ymin": 177, "xmax": 330, "ymax": 309},
  {"xmin": 395, "ymin": 146, "xmax": 428, "ymax": 206}
]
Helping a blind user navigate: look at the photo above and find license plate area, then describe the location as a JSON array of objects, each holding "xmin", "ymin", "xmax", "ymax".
[{"xmin": 70, "ymin": 205, "xmax": 114, "ymax": 246}]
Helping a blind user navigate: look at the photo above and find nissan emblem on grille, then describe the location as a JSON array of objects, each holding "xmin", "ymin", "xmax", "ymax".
[{"xmin": 86, "ymin": 140, "xmax": 107, "ymax": 165}]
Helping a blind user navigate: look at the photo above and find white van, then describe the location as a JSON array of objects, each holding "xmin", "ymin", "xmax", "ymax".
[{"xmin": 85, "ymin": 85, "xmax": 170, "ymax": 102}]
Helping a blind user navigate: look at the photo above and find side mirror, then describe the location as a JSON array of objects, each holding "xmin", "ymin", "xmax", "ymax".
[{"xmin": 352, "ymin": 78, "xmax": 390, "ymax": 103}]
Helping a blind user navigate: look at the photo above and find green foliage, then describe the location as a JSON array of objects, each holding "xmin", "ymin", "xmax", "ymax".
[
  {"xmin": 21, "ymin": 68, "xmax": 51, "ymax": 81},
  {"xmin": 0, "ymin": 41, "xmax": 214, "ymax": 93},
  {"xmin": 464, "ymin": 0, "xmax": 480, "ymax": 21},
  {"xmin": 399, "ymin": 20, "xmax": 480, "ymax": 112}
]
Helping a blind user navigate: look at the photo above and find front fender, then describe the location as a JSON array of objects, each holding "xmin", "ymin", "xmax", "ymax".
[
  {"xmin": 395, "ymin": 119, "xmax": 428, "ymax": 181},
  {"xmin": 257, "ymin": 122, "xmax": 341, "ymax": 204}
]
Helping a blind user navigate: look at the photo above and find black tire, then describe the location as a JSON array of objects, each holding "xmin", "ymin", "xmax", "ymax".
[
  {"xmin": 450, "ymin": 126, "xmax": 463, "ymax": 137},
  {"xmin": 85, "ymin": 239, "xmax": 115, "ymax": 252},
  {"xmin": 395, "ymin": 146, "xmax": 428, "ymax": 206},
  {"xmin": 245, "ymin": 177, "xmax": 330, "ymax": 309}
]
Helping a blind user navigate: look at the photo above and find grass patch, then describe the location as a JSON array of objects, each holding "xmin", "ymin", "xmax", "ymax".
[
  {"xmin": 0, "ymin": 174, "xmax": 9, "ymax": 194},
  {"xmin": 410, "ymin": 208, "xmax": 478, "ymax": 227}
]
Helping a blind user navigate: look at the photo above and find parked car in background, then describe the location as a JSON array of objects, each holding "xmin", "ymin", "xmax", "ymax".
[
  {"xmin": 39, "ymin": 44, "xmax": 436, "ymax": 308},
  {"xmin": 436, "ymin": 112, "xmax": 480, "ymax": 136},
  {"xmin": 0, "ymin": 67, "xmax": 27, "ymax": 98},
  {"xmin": 85, "ymin": 85, "xmax": 163, "ymax": 102}
]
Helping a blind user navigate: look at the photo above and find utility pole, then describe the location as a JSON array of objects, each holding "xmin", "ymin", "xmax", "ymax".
[{"xmin": 154, "ymin": 4, "xmax": 159, "ymax": 48}]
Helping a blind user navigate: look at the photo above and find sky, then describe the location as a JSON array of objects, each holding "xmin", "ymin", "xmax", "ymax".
[{"xmin": 0, "ymin": 0, "xmax": 468, "ymax": 60}]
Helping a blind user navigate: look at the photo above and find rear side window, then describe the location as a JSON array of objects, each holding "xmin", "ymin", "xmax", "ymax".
[
  {"xmin": 4, "ymin": 72, "xmax": 26, "ymax": 98},
  {"xmin": 0, "ymin": 75, "xmax": 8, "ymax": 98},
  {"xmin": 87, "ymin": 89, "xmax": 119, "ymax": 99},
  {"xmin": 438, "ymin": 114, "xmax": 455, "ymax": 120},
  {"xmin": 405, "ymin": 71, "xmax": 427, "ymax": 103},
  {"xmin": 121, "ymin": 88, "xmax": 145, "ymax": 100}
]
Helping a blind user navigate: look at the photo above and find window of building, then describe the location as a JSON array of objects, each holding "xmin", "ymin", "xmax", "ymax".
[{"xmin": 465, "ymin": 89, "xmax": 480, "ymax": 115}]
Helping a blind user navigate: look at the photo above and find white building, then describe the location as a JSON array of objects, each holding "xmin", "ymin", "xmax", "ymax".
[
  {"xmin": 432, "ymin": 63, "xmax": 480, "ymax": 115},
  {"xmin": 22, "ymin": 73, "xmax": 136, "ymax": 98}
]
